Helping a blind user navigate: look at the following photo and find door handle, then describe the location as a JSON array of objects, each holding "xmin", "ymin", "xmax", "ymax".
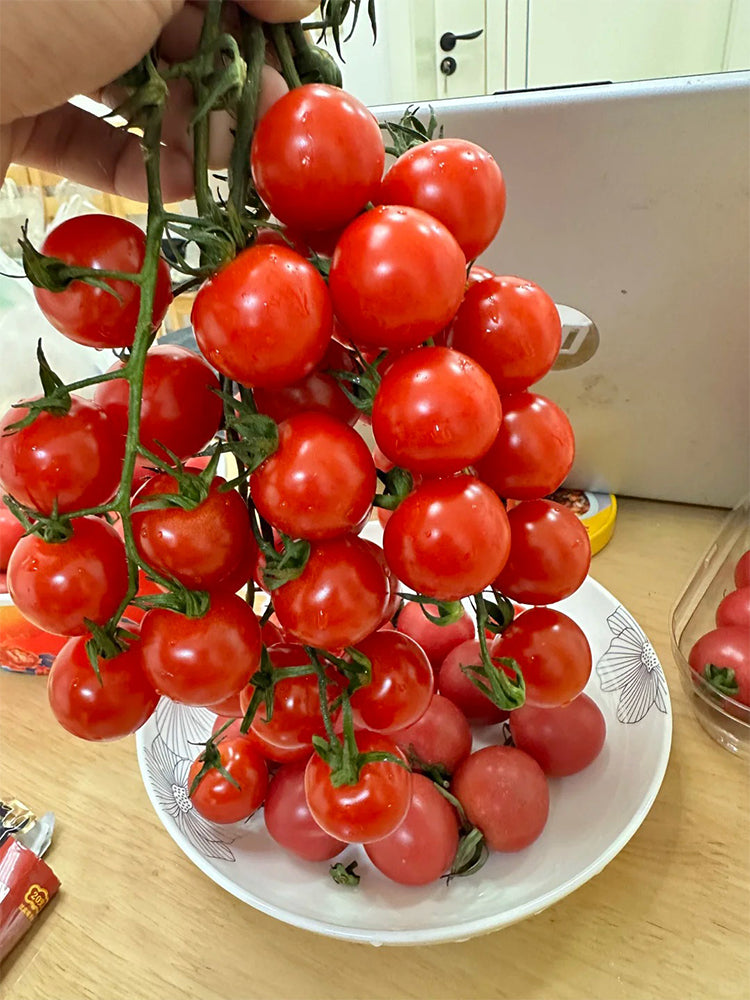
[{"xmin": 439, "ymin": 28, "xmax": 483, "ymax": 52}]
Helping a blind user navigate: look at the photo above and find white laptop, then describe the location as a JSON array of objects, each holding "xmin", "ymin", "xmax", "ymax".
[{"xmin": 374, "ymin": 72, "xmax": 750, "ymax": 508}]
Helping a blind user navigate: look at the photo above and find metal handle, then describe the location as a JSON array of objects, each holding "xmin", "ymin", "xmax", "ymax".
[{"xmin": 439, "ymin": 28, "xmax": 483, "ymax": 52}]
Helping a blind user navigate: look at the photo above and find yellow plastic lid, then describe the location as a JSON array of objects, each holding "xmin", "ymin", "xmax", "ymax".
[{"xmin": 547, "ymin": 489, "xmax": 618, "ymax": 555}]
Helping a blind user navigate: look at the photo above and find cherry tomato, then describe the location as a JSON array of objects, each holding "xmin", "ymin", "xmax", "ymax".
[
  {"xmin": 273, "ymin": 535, "xmax": 389, "ymax": 649},
  {"xmin": 47, "ymin": 633, "xmax": 158, "ymax": 741},
  {"xmin": 451, "ymin": 745, "xmax": 549, "ymax": 852},
  {"xmin": 212, "ymin": 714, "xmax": 310, "ymax": 764},
  {"xmin": 449, "ymin": 276, "xmax": 562, "ymax": 394},
  {"xmin": 377, "ymin": 138, "xmax": 505, "ymax": 260},
  {"xmin": 34, "ymin": 214, "xmax": 171, "ymax": 348},
  {"xmin": 264, "ymin": 760, "xmax": 347, "ymax": 861},
  {"xmin": 390, "ymin": 693, "xmax": 472, "ymax": 774},
  {"xmin": 94, "ymin": 345, "xmax": 222, "ymax": 463},
  {"xmin": 467, "ymin": 265, "xmax": 495, "ymax": 287},
  {"xmin": 0, "ymin": 395, "xmax": 124, "ymax": 516},
  {"xmin": 349, "ymin": 630, "xmax": 434, "ymax": 733},
  {"xmin": 493, "ymin": 499, "xmax": 591, "ymax": 604},
  {"xmin": 509, "ymin": 693, "xmax": 606, "ymax": 776},
  {"xmin": 131, "ymin": 472, "xmax": 252, "ymax": 591},
  {"xmin": 688, "ymin": 626, "xmax": 750, "ymax": 705},
  {"xmin": 383, "ymin": 475, "xmax": 511, "ymax": 602},
  {"xmin": 395, "ymin": 601, "xmax": 475, "ymax": 668},
  {"xmin": 365, "ymin": 772, "xmax": 460, "ymax": 885},
  {"xmin": 192, "ymin": 244, "xmax": 332, "ymax": 388},
  {"xmin": 716, "ymin": 587, "xmax": 750, "ymax": 629},
  {"xmin": 490, "ymin": 608, "xmax": 592, "ymax": 708},
  {"xmin": 139, "ymin": 593, "xmax": 261, "ymax": 707},
  {"xmin": 437, "ymin": 639, "xmax": 508, "ymax": 725},
  {"xmin": 7, "ymin": 516, "xmax": 129, "ymax": 636},
  {"xmin": 250, "ymin": 412, "xmax": 375, "ymax": 541},
  {"xmin": 304, "ymin": 731, "xmax": 412, "ymax": 843},
  {"xmin": 251, "ymin": 83, "xmax": 384, "ymax": 232},
  {"xmin": 0, "ymin": 498, "xmax": 26, "ymax": 570},
  {"xmin": 476, "ymin": 391, "xmax": 575, "ymax": 501},
  {"xmin": 188, "ymin": 737, "xmax": 268, "ymax": 825},
  {"xmin": 735, "ymin": 550, "xmax": 750, "ymax": 589},
  {"xmin": 372, "ymin": 346, "xmax": 502, "ymax": 476},
  {"xmin": 360, "ymin": 538, "xmax": 402, "ymax": 626},
  {"xmin": 329, "ymin": 205, "xmax": 466, "ymax": 352}
]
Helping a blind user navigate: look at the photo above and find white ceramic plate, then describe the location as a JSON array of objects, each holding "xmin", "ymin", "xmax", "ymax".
[{"xmin": 136, "ymin": 571, "xmax": 672, "ymax": 946}]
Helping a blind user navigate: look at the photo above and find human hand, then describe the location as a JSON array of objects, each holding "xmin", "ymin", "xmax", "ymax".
[{"xmin": 0, "ymin": 0, "xmax": 319, "ymax": 200}]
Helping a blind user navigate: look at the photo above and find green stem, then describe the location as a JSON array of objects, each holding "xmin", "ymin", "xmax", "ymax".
[
  {"xmin": 192, "ymin": 0, "xmax": 223, "ymax": 222},
  {"xmin": 228, "ymin": 15, "xmax": 266, "ymax": 220},
  {"xmin": 268, "ymin": 23, "xmax": 302, "ymax": 88}
]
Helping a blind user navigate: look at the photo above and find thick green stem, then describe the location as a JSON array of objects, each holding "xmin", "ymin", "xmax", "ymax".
[
  {"xmin": 268, "ymin": 23, "xmax": 302, "ymax": 88},
  {"xmin": 228, "ymin": 15, "xmax": 266, "ymax": 220},
  {"xmin": 192, "ymin": 0, "xmax": 223, "ymax": 222}
]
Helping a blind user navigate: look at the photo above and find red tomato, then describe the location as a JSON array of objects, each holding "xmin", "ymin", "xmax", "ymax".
[
  {"xmin": 349, "ymin": 630, "xmax": 434, "ymax": 733},
  {"xmin": 139, "ymin": 593, "xmax": 261, "ymax": 707},
  {"xmin": 365, "ymin": 772, "xmax": 460, "ymax": 885},
  {"xmin": 250, "ymin": 412, "xmax": 375, "ymax": 541},
  {"xmin": 509, "ymin": 694, "xmax": 606, "ymax": 776},
  {"xmin": 131, "ymin": 472, "xmax": 252, "ymax": 591},
  {"xmin": 452, "ymin": 745, "xmax": 549, "ymax": 852},
  {"xmin": 264, "ymin": 760, "xmax": 346, "ymax": 861},
  {"xmin": 252, "ymin": 340, "xmax": 359, "ymax": 427},
  {"xmin": 212, "ymin": 714, "xmax": 310, "ymax": 764},
  {"xmin": 716, "ymin": 587, "xmax": 750, "ymax": 629},
  {"xmin": 390, "ymin": 693, "xmax": 473, "ymax": 774},
  {"xmin": 251, "ymin": 83, "xmax": 384, "ymax": 232},
  {"xmin": 490, "ymin": 608, "xmax": 592, "ymax": 708},
  {"xmin": 437, "ymin": 639, "xmax": 508, "ymax": 725},
  {"xmin": 192, "ymin": 244, "xmax": 332, "ymax": 388},
  {"xmin": 304, "ymin": 731, "xmax": 412, "ymax": 843},
  {"xmin": 466, "ymin": 265, "xmax": 494, "ymax": 287},
  {"xmin": 47, "ymin": 633, "xmax": 158, "ymax": 741},
  {"xmin": 735, "ymin": 550, "xmax": 750, "ymax": 589},
  {"xmin": 372, "ymin": 346, "xmax": 502, "ymax": 476},
  {"xmin": 377, "ymin": 138, "xmax": 505, "ymax": 260},
  {"xmin": 395, "ymin": 601, "xmax": 475, "ymax": 668},
  {"xmin": 359, "ymin": 538, "xmax": 403, "ymax": 626},
  {"xmin": 0, "ymin": 395, "xmax": 124, "ymax": 516},
  {"xmin": 210, "ymin": 527, "xmax": 259, "ymax": 598},
  {"xmin": 449, "ymin": 276, "xmax": 562, "ymax": 394},
  {"xmin": 688, "ymin": 626, "xmax": 750, "ymax": 705},
  {"xmin": 94, "ymin": 345, "xmax": 223, "ymax": 463},
  {"xmin": 7, "ymin": 516, "xmax": 129, "ymax": 636},
  {"xmin": 476, "ymin": 391, "xmax": 575, "ymax": 501},
  {"xmin": 0, "ymin": 498, "xmax": 25, "ymax": 570},
  {"xmin": 272, "ymin": 535, "xmax": 389, "ymax": 648},
  {"xmin": 493, "ymin": 499, "xmax": 591, "ymax": 604},
  {"xmin": 33, "ymin": 214, "xmax": 172, "ymax": 348},
  {"xmin": 209, "ymin": 692, "xmax": 244, "ymax": 718},
  {"xmin": 188, "ymin": 737, "xmax": 268, "ymax": 825},
  {"xmin": 329, "ymin": 205, "xmax": 466, "ymax": 352},
  {"xmin": 383, "ymin": 475, "xmax": 511, "ymax": 601}
]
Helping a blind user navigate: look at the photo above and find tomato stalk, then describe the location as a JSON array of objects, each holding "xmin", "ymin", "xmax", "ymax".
[
  {"xmin": 267, "ymin": 23, "xmax": 302, "ymax": 89},
  {"xmin": 461, "ymin": 591, "xmax": 526, "ymax": 711},
  {"xmin": 227, "ymin": 14, "xmax": 266, "ymax": 225}
]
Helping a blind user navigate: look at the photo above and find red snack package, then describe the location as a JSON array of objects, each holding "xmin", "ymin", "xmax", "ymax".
[{"xmin": 0, "ymin": 807, "xmax": 60, "ymax": 960}]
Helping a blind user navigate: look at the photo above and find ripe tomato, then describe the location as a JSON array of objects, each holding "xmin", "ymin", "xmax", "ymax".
[
  {"xmin": 349, "ymin": 630, "xmax": 434, "ymax": 733},
  {"xmin": 7, "ymin": 516, "xmax": 129, "ymax": 636},
  {"xmin": 371, "ymin": 346, "xmax": 502, "ymax": 476},
  {"xmin": 212, "ymin": 714, "xmax": 310, "ymax": 764},
  {"xmin": 251, "ymin": 83, "xmax": 384, "ymax": 232},
  {"xmin": 437, "ymin": 639, "xmax": 508, "ymax": 725},
  {"xmin": 377, "ymin": 138, "xmax": 505, "ymax": 261},
  {"xmin": 0, "ymin": 498, "xmax": 24, "ymax": 570},
  {"xmin": 47, "ymin": 633, "xmax": 158, "ymax": 741},
  {"xmin": 365, "ymin": 772, "xmax": 460, "ymax": 885},
  {"xmin": 509, "ymin": 694, "xmax": 606, "ymax": 776},
  {"xmin": 451, "ymin": 745, "xmax": 549, "ymax": 852},
  {"xmin": 131, "ymin": 472, "xmax": 252, "ymax": 591},
  {"xmin": 476, "ymin": 391, "xmax": 575, "ymax": 501},
  {"xmin": 390, "ymin": 693, "xmax": 473, "ymax": 774},
  {"xmin": 360, "ymin": 538, "xmax": 402, "ymax": 626},
  {"xmin": 272, "ymin": 535, "xmax": 389, "ymax": 648},
  {"xmin": 192, "ymin": 244, "xmax": 332, "ymax": 388},
  {"xmin": 395, "ymin": 601, "xmax": 475, "ymax": 668},
  {"xmin": 716, "ymin": 587, "xmax": 750, "ymax": 629},
  {"xmin": 490, "ymin": 608, "xmax": 592, "ymax": 707},
  {"xmin": 139, "ymin": 593, "xmax": 262, "ymax": 707},
  {"xmin": 94, "ymin": 345, "xmax": 223, "ymax": 463},
  {"xmin": 0, "ymin": 395, "xmax": 124, "ymax": 516},
  {"xmin": 263, "ymin": 760, "xmax": 347, "ymax": 861},
  {"xmin": 329, "ymin": 205, "xmax": 466, "ymax": 352},
  {"xmin": 688, "ymin": 626, "xmax": 750, "ymax": 705},
  {"xmin": 34, "ymin": 214, "xmax": 171, "ymax": 348},
  {"xmin": 188, "ymin": 737, "xmax": 268, "ymax": 825},
  {"xmin": 735, "ymin": 550, "xmax": 750, "ymax": 589},
  {"xmin": 250, "ymin": 412, "xmax": 375, "ymax": 541},
  {"xmin": 304, "ymin": 731, "xmax": 412, "ymax": 843},
  {"xmin": 467, "ymin": 264, "xmax": 495, "ymax": 287},
  {"xmin": 449, "ymin": 276, "xmax": 562, "ymax": 394},
  {"xmin": 493, "ymin": 499, "xmax": 591, "ymax": 604},
  {"xmin": 383, "ymin": 475, "xmax": 511, "ymax": 602}
]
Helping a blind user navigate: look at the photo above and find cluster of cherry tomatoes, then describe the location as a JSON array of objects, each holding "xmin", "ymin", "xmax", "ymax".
[{"xmin": 0, "ymin": 81, "xmax": 607, "ymax": 885}]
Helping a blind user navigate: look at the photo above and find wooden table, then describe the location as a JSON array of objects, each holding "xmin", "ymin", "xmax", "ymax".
[{"xmin": 2, "ymin": 498, "xmax": 748, "ymax": 1000}]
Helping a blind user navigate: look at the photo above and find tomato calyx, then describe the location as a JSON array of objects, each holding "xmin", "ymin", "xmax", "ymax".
[
  {"xmin": 329, "ymin": 860, "xmax": 360, "ymax": 886},
  {"xmin": 188, "ymin": 731, "xmax": 241, "ymax": 798},
  {"xmin": 240, "ymin": 645, "xmax": 317, "ymax": 732},
  {"xmin": 372, "ymin": 466, "xmax": 414, "ymax": 511},
  {"xmin": 82, "ymin": 620, "xmax": 139, "ymax": 680},
  {"xmin": 4, "ymin": 342, "xmax": 73, "ymax": 433},
  {"xmin": 19, "ymin": 224, "xmax": 135, "ymax": 301},
  {"xmin": 457, "ymin": 591, "xmax": 526, "ymax": 711},
  {"xmin": 131, "ymin": 448, "xmax": 223, "ymax": 513},
  {"xmin": 319, "ymin": 647, "xmax": 372, "ymax": 699},
  {"xmin": 256, "ymin": 531, "xmax": 311, "ymax": 591},
  {"xmin": 396, "ymin": 594, "xmax": 465, "ymax": 627},
  {"xmin": 2, "ymin": 493, "xmax": 72, "ymax": 543},
  {"xmin": 402, "ymin": 745, "xmax": 452, "ymax": 787},
  {"xmin": 131, "ymin": 583, "xmax": 211, "ymax": 619},
  {"xmin": 328, "ymin": 350, "xmax": 384, "ymax": 415},
  {"xmin": 305, "ymin": 0, "xmax": 378, "ymax": 62},
  {"xmin": 702, "ymin": 662, "xmax": 740, "ymax": 698},
  {"xmin": 379, "ymin": 104, "xmax": 443, "ymax": 158}
]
